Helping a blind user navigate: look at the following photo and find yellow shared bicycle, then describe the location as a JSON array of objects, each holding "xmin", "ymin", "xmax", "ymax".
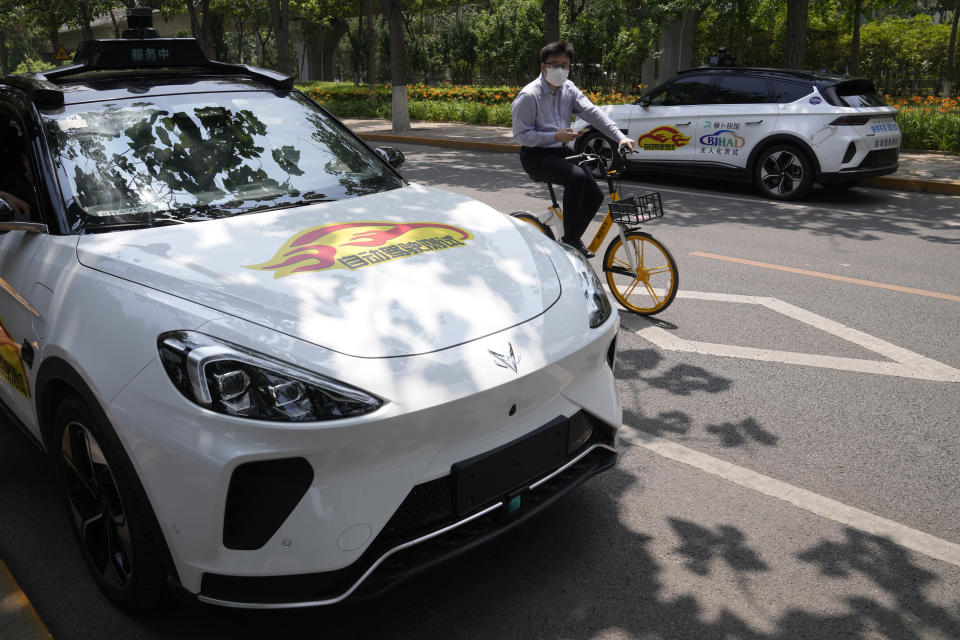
[{"xmin": 510, "ymin": 149, "xmax": 679, "ymax": 315}]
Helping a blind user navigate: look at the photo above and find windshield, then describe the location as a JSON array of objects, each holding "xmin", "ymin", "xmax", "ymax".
[{"xmin": 42, "ymin": 91, "xmax": 404, "ymax": 231}]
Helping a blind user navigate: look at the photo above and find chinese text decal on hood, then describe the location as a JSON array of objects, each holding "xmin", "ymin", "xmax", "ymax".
[{"xmin": 246, "ymin": 221, "xmax": 475, "ymax": 278}]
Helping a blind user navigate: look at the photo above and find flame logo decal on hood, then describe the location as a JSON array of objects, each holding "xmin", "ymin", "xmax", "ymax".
[{"xmin": 246, "ymin": 221, "xmax": 475, "ymax": 278}]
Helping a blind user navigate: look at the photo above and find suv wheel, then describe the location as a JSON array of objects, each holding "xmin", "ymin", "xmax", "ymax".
[
  {"xmin": 578, "ymin": 131, "xmax": 616, "ymax": 179},
  {"xmin": 56, "ymin": 394, "xmax": 169, "ymax": 612},
  {"xmin": 754, "ymin": 144, "xmax": 813, "ymax": 201}
]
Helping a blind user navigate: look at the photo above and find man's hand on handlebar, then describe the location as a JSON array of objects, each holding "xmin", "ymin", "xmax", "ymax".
[
  {"xmin": 618, "ymin": 137, "xmax": 635, "ymax": 153},
  {"xmin": 554, "ymin": 128, "xmax": 582, "ymax": 144}
]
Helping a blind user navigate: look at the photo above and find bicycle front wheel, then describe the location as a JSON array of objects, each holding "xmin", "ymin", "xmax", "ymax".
[
  {"xmin": 509, "ymin": 211, "xmax": 556, "ymax": 240},
  {"xmin": 603, "ymin": 231, "xmax": 679, "ymax": 315}
]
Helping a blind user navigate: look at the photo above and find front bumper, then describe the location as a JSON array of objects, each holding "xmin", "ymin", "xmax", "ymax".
[
  {"xmin": 198, "ymin": 414, "xmax": 618, "ymax": 608},
  {"xmin": 107, "ymin": 296, "xmax": 621, "ymax": 601}
]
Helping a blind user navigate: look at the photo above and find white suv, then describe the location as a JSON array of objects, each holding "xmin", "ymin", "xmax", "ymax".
[{"xmin": 572, "ymin": 67, "xmax": 901, "ymax": 200}]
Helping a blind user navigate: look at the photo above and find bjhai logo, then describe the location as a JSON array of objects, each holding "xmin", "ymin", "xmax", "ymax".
[
  {"xmin": 247, "ymin": 221, "xmax": 474, "ymax": 278},
  {"xmin": 699, "ymin": 129, "xmax": 746, "ymax": 148}
]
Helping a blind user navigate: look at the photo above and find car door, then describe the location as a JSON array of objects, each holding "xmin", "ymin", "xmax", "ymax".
[
  {"xmin": 0, "ymin": 109, "xmax": 50, "ymax": 431},
  {"xmin": 628, "ymin": 74, "xmax": 715, "ymax": 167},
  {"xmin": 695, "ymin": 74, "xmax": 779, "ymax": 172}
]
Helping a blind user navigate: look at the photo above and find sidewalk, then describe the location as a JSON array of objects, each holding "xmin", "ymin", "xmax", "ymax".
[{"xmin": 342, "ymin": 118, "xmax": 960, "ymax": 196}]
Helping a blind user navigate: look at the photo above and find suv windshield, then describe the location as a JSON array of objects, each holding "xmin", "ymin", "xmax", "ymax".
[{"xmin": 42, "ymin": 91, "xmax": 403, "ymax": 231}]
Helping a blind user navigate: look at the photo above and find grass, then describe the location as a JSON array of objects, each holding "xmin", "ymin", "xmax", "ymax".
[{"xmin": 298, "ymin": 82, "xmax": 959, "ymax": 152}]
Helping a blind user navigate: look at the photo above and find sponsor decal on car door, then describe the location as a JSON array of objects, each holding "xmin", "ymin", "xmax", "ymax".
[
  {"xmin": 627, "ymin": 107, "xmax": 699, "ymax": 165},
  {"xmin": 696, "ymin": 108, "xmax": 777, "ymax": 169}
]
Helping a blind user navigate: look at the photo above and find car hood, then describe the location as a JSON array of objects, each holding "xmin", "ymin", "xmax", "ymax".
[{"xmin": 76, "ymin": 184, "xmax": 562, "ymax": 358}]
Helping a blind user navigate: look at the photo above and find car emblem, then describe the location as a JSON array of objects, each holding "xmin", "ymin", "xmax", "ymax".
[{"xmin": 489, "ymin": 343, "xmax": 520, "ymax": 373}]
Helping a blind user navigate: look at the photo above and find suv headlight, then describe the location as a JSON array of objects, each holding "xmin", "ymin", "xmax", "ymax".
[
  {"xmin": 158, "ymin": 331, "xmax": 382, "ymax": 421},
  {"xmin": 560, "ymin": 244, "xmax": 613, "ymax": 328}
]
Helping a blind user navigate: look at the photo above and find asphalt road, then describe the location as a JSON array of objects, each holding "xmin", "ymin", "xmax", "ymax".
[{"xmin": 1, "ymin": 145, "xmax": 958, "ymax": 639}]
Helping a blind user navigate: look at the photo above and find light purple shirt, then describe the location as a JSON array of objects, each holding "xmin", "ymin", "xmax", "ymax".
[{"xmin": 511, "ymin": 75, "xmax": 626, "ymax": 148}]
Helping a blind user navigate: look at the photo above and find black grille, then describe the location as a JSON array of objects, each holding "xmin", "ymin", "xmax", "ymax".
[
  {"xmin": 858, "ymin": 148, "xmax": 898, "ymax": 169},
  {"xmin": 223, "ymin": 457, "xmax": 314, "ymax": 550},
  {"xmin": 201, "ymin": 412, "xmax": 616, "ymax": 604}
]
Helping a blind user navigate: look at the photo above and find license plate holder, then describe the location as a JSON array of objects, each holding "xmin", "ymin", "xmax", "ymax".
[{"xmin": 451, "ymin": 416, "xmax": 569, "ymax": 516}]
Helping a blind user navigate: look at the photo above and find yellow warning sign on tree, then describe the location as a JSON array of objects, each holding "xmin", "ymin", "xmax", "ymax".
[{"xmin": 55, "ymin": 46, "xmax": 71, "ymax": 61}]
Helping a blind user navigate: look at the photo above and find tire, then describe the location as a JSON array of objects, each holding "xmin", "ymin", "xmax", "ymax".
[
  {"xmin": 55, "ymin": 394, "xmax": 169, "ymax": 612},
  {"xmin": 753, "ymin": 144, "xmax": 814, "ymax": 201},
  {"xmin": 578, "ymin": 130, "xmax": 616, "ymax": 179},
  {"xmin": 509, "ymin": 211, "xmax": 556, "ymax": 240},
  {"xmin": 602, "ymin": 231, "xmax": 678, "ymax": 315},
  {"xmin": 822, "ymin": 180, "xmax": 861, "ymax": 191}
]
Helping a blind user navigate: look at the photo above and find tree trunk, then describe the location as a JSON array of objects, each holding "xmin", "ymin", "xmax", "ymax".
[
  {"xmin": 944, "ymin": 0, "xmax": 959, "ymax": 97},
  {"xmin": 185, "ymin": 0, "xmax": 202, "ymax": 43},
  {"xmin": 851, "ymin": 0, "xmax": 861, "ymax": 75},
  {"xmin": 268, "ymin": 0, "xmax": 292, "ymax": 74},
  {"xmin": 783, "ymin": 0, "xmax": 809, "ymax": 70},
  {"xmin": 49, "ymin": 29, "xmax": 61, "ymax": 66},
  {"xmin": 109, "ymin": 8, "xmax": 121, "ymax": 39},
  {"xmin": 543, "ymin": 0, "xmax": 559, "ymax": 44},
  {"xmin": 0, "ymin": 31, "xmax": 7, "ymax": 76},
  {"xmin": 382, "ymin": 0, "xmax": 409, "ymax": 131},
  {"xmin": 367, "ymin": 0, "xmax": 376, "ymax": 94},
  {"xmin": 78, "ymin": 3, "xmax": 95, "ymax": 41}
]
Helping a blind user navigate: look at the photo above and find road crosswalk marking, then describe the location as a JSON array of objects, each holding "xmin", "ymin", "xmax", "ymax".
[{"xmin": 619, "ymin": 290, "xmax": 960, "ymax": 383}]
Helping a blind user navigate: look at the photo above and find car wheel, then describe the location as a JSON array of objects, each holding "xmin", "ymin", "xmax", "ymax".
[
  {"xmin": 822, "ymin": 180, "xmax": 861, "ymax": 191},
  {"xmin": 754, "ymin": 144, "xmax": 813, "ymax": 201},
  {"xmin": 578, "ymin": 130, "xmax": 616, "ymax": 179},
  {"xmin": 55, "ymin": 394, "xmax": 169, "ymax": 612}
]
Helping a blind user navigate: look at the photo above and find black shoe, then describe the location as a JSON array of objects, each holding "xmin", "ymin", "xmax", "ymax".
[{"xmin": 562, "ymin": 237, "xmax": 595, "ymax": 259}]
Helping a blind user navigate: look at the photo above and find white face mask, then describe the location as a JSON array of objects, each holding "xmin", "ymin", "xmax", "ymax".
[{"xmin": 545, "ymin": 66, "xmax": 569, "ymax": 86}]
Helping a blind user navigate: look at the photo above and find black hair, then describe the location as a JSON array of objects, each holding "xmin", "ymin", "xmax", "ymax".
[{"xmin": 540, "ymin": 41, "xmax": 574, "ymax": 63}]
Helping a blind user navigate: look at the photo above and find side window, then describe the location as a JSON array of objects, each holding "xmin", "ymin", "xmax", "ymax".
[
  {"xmin": 0, "ymin": 111, "xmax": 41, "ymax": 223},
  {"xmin": 712, "ymin": 76, "xmax": 771, "ymax": 104},
  {"xmin": 771, "ymin": 80, "xmax": 813, "ymax": 103},
  {"xmin": 648, "ymin": 75, "xmax": 714, "ymax": 107}
]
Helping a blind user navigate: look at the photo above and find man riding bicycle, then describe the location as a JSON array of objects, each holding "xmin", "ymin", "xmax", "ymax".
[{"xmin": 511, "ymin": 41, "xmax": 634, "ymax": 258}]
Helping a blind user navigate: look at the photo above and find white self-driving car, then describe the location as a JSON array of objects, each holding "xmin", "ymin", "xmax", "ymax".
[
  {"xmin": 572, "ymin": 66, "xmax": 901, "ymax": 200},
  {"xmin": 0, "ymin": 32, "xmax": 620, "ymax": 611}
]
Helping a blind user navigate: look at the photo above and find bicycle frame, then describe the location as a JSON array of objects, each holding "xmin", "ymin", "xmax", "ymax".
[{"xmin": 540, "ymin": 167, "xmax": 639, "ymax": 271}]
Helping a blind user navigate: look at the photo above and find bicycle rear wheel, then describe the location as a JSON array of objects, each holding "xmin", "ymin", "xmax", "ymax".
[
  {"xmin": 509, "ymin": 211, "xmax": 556, "ymax": 240},
  {"xmin": 602, "ymin": 231, "xmax": 678, "ymax": 315}
]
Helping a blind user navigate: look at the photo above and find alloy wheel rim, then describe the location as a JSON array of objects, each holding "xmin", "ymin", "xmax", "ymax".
[
  {"xmin": 584, "ymin": 136, "xmax": 614, "ymax": 176},
  {"xmin": 60, "ymin": 421, "xmax": 134, "ymax": 589},
  {"xmin": 760, "ymin": 151, "xmax": 804, "ymax": 195}
]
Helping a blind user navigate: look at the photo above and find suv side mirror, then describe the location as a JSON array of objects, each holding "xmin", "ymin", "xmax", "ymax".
[
  {"xmin": 375, "ymin": 146, "xmax": 405, "ymax": 169},
  {"xmin": 637, "ymin": 96, "xmax": 652, "ymax": 107}
]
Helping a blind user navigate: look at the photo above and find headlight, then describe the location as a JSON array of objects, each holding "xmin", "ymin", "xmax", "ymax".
[
  {"xmin": 157, "ymin": 331, "xmax": 382, "ymax": 421},
  {"xmin": 560, "ymin": 244, "xmax": 613, "ymax": 328}
]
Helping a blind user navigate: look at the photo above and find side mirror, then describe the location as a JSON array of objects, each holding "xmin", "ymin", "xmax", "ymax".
[
  {"xmin": 638, "ymin": 96, "xmax": 652, "ymax": 107},
  {"xmin": 375, "ymin": 146, "xmax": 405, "ymax": 169},
  {"xmin": 0, "ymin": 197, "xmax": 13, "ymax": 222}
]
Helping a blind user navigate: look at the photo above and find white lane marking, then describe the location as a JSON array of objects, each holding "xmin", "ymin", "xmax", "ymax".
[
  {"xmin": 618, "ymin": 290, "xmax": 960, "ymax": 382},
  {"xmin": 630, "ymin": 182, "xmax": 950, "ymax": 219},
  {"xmin": 621, "ymin": 429, "xmax": 960, "ymax": 569}
]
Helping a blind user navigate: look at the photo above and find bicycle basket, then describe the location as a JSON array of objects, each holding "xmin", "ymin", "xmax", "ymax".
[{"xmin": 607, "ymin": 192, "xmax": 663, "ymax": 225}]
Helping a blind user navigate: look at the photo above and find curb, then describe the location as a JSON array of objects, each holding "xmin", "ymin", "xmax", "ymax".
[
  {"xmin": 0, "ymin": 558, "xmax": 52, "ymax": 639},
  {"xmin": 862, "ymin": 175, "xmax": 960, "ymax": 196},
  {"xmin": 358, "ymin": 132, "xmax": 518, "ymax": 153},
  {"xmin": 356, "ymin": 131, "xmax": 960, "ymax": 196}
]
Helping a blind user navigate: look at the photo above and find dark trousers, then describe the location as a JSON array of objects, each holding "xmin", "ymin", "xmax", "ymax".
[{"xmin": 519, "ymin": 146, "xmax": 603, "ymax": 243}]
